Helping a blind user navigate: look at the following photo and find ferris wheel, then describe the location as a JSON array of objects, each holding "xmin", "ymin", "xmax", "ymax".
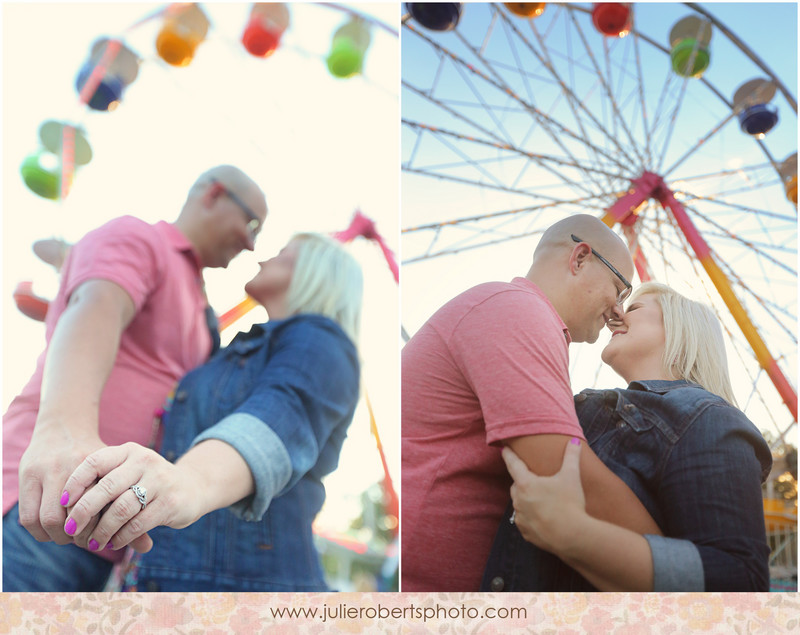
[
  {"xmin": 401, "ymin": 2, "xmax": 797, "ymax": 449},
  {"xmin": 4, "ymin": 2, "xmax": 399, "ymax": 590}
]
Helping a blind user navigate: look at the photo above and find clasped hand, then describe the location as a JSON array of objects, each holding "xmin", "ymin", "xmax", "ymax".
[
  {"xmin": 502, "ymin": 438, "xmax": 588, "ymax": 555},
  {"xmin": 60, "ymin": 443, "xmax": 201, "ymax": 553}
]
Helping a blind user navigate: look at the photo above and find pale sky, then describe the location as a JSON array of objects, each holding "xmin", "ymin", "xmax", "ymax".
[{"xmin": 1, "ymin": 2, "xmax": 399, "ymax": 543}]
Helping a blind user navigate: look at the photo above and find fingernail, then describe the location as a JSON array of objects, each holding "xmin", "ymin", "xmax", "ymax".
[
  {"xmin": 60, "ymin": 491, "xmax": 70, "ymax": 506},
  {"xmin": 105, "ymin": 542, "xmax": 115, "ymax": 551},
  {"xmin": 570, "ymin": 437, "xmax": 581, "ymax": 446},
  {"xmin": 65, "ymin": 518, "xmax": 77, "ymax": 536},
  {"xmin": 88, "ymin": 539, "xmax": 99, "ymax": 552}
]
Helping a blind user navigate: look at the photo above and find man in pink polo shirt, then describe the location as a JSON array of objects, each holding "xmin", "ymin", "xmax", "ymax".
[
  {"xmin": 402, "ymin": 214, "xmax": 661, "ymax": 591},
  {"xmin": 3, "ymin": 165, "xmax": 267, "ymax": 591}
]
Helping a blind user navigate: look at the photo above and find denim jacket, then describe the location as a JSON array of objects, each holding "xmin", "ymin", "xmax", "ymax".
[
  {"xmin": 135, "ymin": 314, "xmax": 360, "ymax": 591},
  {"xmin": 482, "ymin": 380, "xmax": 772, "ymax": 591}
]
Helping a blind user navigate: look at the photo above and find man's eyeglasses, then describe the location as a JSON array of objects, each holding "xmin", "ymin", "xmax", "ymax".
[
  {"xmin": 209, "ymin": 178, "xmax": 261, "ymax": 238},
  {"xmin": 571, "ymin": 234, "xmax": 632, "ymax": 304}
]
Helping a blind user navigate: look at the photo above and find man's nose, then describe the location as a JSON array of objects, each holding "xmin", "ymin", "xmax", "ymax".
[{"xmin": 607, "ymin": 304, "xmax": 624, "ymax": 330}]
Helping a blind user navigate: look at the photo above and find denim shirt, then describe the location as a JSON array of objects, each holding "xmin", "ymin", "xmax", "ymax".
[
  {"xmin": 482, "ymin": 380, "xmax": 773, "ymax": 591},
  {"xmin": 135, "ymin": 314, "xmax": 360, "ymax": 591}
]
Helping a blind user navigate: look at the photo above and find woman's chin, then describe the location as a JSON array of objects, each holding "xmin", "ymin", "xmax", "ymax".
[
  {"xmin": 244, "ymin": 280, "xmax": 258, "ymax": 297},
  {"xmin": 601, "ymin": 347, "xmax": 627, "ymax": 381},
  {"xmin": 600, "ymin": 341, "xmax": 615, "ymax": 364}
]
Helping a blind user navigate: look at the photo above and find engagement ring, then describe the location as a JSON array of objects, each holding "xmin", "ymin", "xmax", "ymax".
[{"xmin": 130, "ymin": 484, "xmax": 147, "ymax": 511}]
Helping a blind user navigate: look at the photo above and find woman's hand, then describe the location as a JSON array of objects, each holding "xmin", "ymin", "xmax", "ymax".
[
  {"xmin": 61, "ymin": 442, "xmax": 205, "ymax": 553},
  {"xmin": 502, "ymin": 437, "xmax": 588, "ymax": 556}
]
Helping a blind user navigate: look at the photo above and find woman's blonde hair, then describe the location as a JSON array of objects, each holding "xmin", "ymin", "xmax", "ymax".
[
  {"xmin": 630, "ymin": 282, "xmax": 737, "ymax": 406},
  {"xmin": 285, "ymin": 232, "xmax": 363, "ymax": 344}
]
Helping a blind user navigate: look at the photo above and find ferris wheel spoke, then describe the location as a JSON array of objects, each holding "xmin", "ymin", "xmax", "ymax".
[
  {"xmin": 405, "ymin": 21, "xmax": 636, "ymax": 177},
  {"xmin": 453, "ymin": 15, "xmax": 599, "ymax": 195},
  {"xmin": 635, "ymin": 215, "xmax": 795, "ymax": 346},
  {"xmin": 404, "ymin": 25, "xmax": 514, "ymax": 146},
  {"xmin": 494, "ymin": 13, "xmax": 612, "ymax": 195},
  {"xmin": 652, "ymin": 70, "xmax": 700, "ymax": 174},
  {"xmin": 402, "ymin": 81, "xmax": 507, "ymax": 146},
  {"xmin": 404, "ymin": 166, "xmax": 547, "ymax": 200},
  {"xmin": 449, "ymin": 62, "xmax": 518, "ymax": 146},
  {"xmin": 715, "ymin": 255, "xmax": 797, "ymax": 343},
  {"xmin": 403, "ymin": 226, "xmax": 550, "ymax": 264},
  {"xmin": 562, "ymin": 6, "xmax": 643, "ymax": 168},
  {"xmin": 494, "ymin": 9, "xmax": 618, "ymax": 194},
  {"xmin": 685, "ymin": 2, "xmax": 798, "ymax": 112},
  {"xmin": 416, "ymin": 125, "xmax": 518, "ymax": 189},
  {"xmin": 404, "ymin": 194, "xmax": 611, "ymax": 234},
  {"xmin": 668, "ymin": 229, "xmax": 794, "ymax": 344},
  {"xmin": 681, "ymin": 205, "xmax": 796, "ymax": 276},
  {"xmin": 403, "ymin": 119, "xmax": 635, "ymax": 186},
  {"xmin": 661, "ymin": 112, "xmax": 738, "ymax": 178},
  {"xmin": 631, "ymin": 32, "xmax": 654, "ymax": 166},
  {"xmin": 670, "ymin": 162, "xmax": 776, "ymax": 184},
  {"xmin": 404, "ymin": 167, "xmax": 613, "ymax": 216},
  {"xmin": 403, "ymin": 3, "xmax": 797, "ymax": 428}
]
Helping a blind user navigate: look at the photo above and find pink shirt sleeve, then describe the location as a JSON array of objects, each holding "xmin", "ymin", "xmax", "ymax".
[
  {"xmin": 448, "ymin": 288, "xmax": 583, "ymax": 445},
  {"xmin": 63, "ymin": 216, "xmax": 164, "ymax": 311}
]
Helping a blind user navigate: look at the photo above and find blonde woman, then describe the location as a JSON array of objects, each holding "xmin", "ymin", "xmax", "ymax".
[
  {"xmin": 483, "ymin": 282, "xmax": 772, "ymax": 591},
  {"xmin": 61, "ymin": 233, "xmax": 363, "ymax": 591}
]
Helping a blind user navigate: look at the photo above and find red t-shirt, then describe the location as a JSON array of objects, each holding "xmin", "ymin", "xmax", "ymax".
[
  {"xmin": 3, "ymin": 217, "xmax": 211, "ymax": 560},
  {"xmin": 401, "ymin": 278, "xmax": 583, "ymax": 591}
]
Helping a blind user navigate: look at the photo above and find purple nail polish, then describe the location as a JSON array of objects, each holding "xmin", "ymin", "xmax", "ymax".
[
  {"xmin": 60, "ymin": 491, "xmax": 70, "ymax": 506},
  {"xmin": 570, "ymin": 437, "xmax": 581, "ymax": 446},
  {"xmin": 105, "ymin": 542, "xmax": 115, "ymax": 551},
  {"xmin": 88, "ymin": 539, "xmax": 99, "ymax": 552},
  {"xmin": 65, "ymin": 518, "xmax": 77, "ymax": 536}
]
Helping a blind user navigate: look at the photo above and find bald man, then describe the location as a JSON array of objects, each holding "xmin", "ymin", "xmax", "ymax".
[
  {"xmin": 4, "ymin": 165, "xmax": 267, "ymax": 591},
  {"xmin": 401, "ymin": 214, "xmax": 661, "ymax": 591}
]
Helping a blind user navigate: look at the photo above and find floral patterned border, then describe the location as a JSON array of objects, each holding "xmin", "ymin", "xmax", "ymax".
[{"xmin": 1, "ymin": 592, "xmax": 798, "ymax": 633}]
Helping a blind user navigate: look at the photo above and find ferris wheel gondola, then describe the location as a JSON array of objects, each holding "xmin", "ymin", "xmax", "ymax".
[{"xmin": 401, "ymin": 2, "xmax": 797, "ymax": 449}]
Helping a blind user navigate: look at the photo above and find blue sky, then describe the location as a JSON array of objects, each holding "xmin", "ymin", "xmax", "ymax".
[{"xmin": 401, "ymin": 2, "xmax": 798, "ymax": 445}]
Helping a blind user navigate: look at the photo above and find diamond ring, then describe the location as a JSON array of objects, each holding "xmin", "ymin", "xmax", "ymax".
[{"xmin": 130, "ymin": 484, "xmax": 147, "ymax": 511}]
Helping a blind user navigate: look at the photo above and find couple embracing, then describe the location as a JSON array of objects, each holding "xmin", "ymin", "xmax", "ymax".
[
  {"xmin": 4, "ymin": 165, "xmax": 364, "ymax": 592},
  {"xmin": 402, "ymin": 214, "xmax": 771, "ymax": 592}
]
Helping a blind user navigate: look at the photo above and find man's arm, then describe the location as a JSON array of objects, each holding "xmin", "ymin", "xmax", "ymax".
[
  {"xmin": 503, "ymin": 441, "xmax": 657, "ymax": 591},
  {"xmin": 18, "ymin": 279, "xmax": 136, "ymax": 543},
  {"xmin": 507, "ymin": 434, "xmax": 662, "ymax": 536}
]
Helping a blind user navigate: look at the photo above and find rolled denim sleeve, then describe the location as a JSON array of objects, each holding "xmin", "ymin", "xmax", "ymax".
[
  {"xmin": 655, "ymin": 404, "xmax": 771, "ymax": 590},
  {"xmin": 190, "ymin": 318, "xmax": 359, "ymax": 522},
  {"xmin": 645, "ymin": 534, "xmax": 704, "ymax": 591},
  {"xmin": 191, "ymin": 413, "xmax": 292, "ymax": 521}
]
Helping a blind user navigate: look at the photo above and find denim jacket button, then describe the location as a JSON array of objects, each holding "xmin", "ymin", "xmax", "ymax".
[
  {"xmin": 175, "ymin": 390, "xmax": 188, "ymax": 402},
  {"xmin": 624, "ymin": 404, "xmax": 635, "ymax": 412},
  {"xmin": 575, "ymin": 393, "xmax": 587, "ymax": 403},
  {"xmin": 616, "ymin": 420, "xmax": 626, "ymax": 429},
  {"xmin": 489, "ymin": 576, "xmax": 505, "ymax": 591}
]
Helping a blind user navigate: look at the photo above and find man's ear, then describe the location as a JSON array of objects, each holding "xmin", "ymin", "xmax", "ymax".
[
  {"xmin": 202, "ymin": 181, "xmax": 225, "ymax": 208},
  {"xmin": 569, "ymin": 243, "xmax": 591, "ymax": 274}
]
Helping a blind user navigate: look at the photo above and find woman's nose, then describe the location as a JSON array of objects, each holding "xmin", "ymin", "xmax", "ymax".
[{"xmin": 607, "ymin": 305, "xmax": 625, "ymax": 330}]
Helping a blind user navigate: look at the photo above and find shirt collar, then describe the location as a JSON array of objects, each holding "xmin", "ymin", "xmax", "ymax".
[
  {"xmin": 156, "ymin": 221, "xmax": 203, "ymax": 272},
  {"xmin": 628, "ymin": 379, "xmax": 698, "ymax": 393},
  {"xmin": 512, "ymin": 277, "xmax": 572, "ymax": 344}
]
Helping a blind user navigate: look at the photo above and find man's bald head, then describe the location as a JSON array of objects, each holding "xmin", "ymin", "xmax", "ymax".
[
  {"xmin": 188, "ymin": 165, "xmax": 265, "ymax": 204},
  {"xmin": 175, "ymin": 164, "xmax": 268, "ymax": 268},
  {"xmin": 533, "ymin": 214, "xmax": 633, "ymax": 281},
  {"xmin": 527, "ymin": 214, "xmax": 635, "ymax": 343}
]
